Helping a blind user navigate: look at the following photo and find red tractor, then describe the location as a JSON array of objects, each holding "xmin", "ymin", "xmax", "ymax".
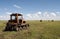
[{"xmin": 5, "ymin": 13, "xmax": 29, "ymax": 31}]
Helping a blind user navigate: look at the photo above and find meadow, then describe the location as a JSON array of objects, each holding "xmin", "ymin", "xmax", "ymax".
[{"xmin": 0, "ymin": 20, "xmax": 60, "ymax": 39}]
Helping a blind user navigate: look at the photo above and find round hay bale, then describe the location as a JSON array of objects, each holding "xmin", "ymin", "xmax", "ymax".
[
  {"xmin": 40, "ymin": 20, "xmax": 42, "ymax": 22},
  {"xmin": 51, "ymin": 20, "xmax": 54, "ymax": 22}
]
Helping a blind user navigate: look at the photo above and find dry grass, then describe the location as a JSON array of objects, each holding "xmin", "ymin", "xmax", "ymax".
[{"xmin": 0, "ymin": 20, "xmax": 60, "ymax": 39}]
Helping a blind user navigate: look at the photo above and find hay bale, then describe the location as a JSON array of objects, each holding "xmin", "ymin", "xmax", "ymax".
[
  {"xmin": 40, "ymin": 20, "xmax": 42, "ymax": 22},
  {"xmin": 51, "ymin": 20, "xmax": 54, "ymax": 22}
]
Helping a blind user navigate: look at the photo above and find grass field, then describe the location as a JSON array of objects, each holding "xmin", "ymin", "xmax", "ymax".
[{"xmin": 0, "ymin": 20, "xmax": 60, "ymax": 39}]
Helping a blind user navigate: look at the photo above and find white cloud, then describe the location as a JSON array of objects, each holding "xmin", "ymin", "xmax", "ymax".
[
  {"xmin": 20, "ymin": 13, "xmax": 23, "ymax": 14},
  {"xmin": 26, "ymin": 14, "xmax": 32, "ymax": 18},
  {"xmin": 50, "ymin": 12, "xmax": 56, "ymax": 17},
  {"xmin": 25, "ymin": 11, "xmax": 42, "ymax": 20},
  {"xmin": 43, "ymin": 12, "xmax": 51, "ymax": 18},
  {"xmin": 0, "ymin": 15, "xmax": 10, "ymax": 20},
  {"xmin": 0, "ymin": 11, "xmax": 60, "ymax": 20},
  {"xmin": 6, "ymin": 12, "xmax": 12, "ymax": 15},
  {"xmin": 13, "ymin": 4, "xmax": 22, "ymax": 9},
  {"xmin": 37, "ymin": 11, "xmax": 41, "ymax": 15},
  {"xmin": 43, "ymin": 12, "xmax": 48, "ymax": 17},
  {"xmin": 25, "ymin": 11, "xmax": 59, "ymax": 20}
]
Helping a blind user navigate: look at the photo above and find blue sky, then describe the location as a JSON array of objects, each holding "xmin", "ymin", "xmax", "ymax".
[{"xmin": 0, "ymin": 0, "xmax": 60, "ymax": 20}]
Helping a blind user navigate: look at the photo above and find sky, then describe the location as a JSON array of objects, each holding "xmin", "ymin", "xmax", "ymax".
[{"xmin": 0, "ymin": 0, "xmax": 60, "ymax": 20}]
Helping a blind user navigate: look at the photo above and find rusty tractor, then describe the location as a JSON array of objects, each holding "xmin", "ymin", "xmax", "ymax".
[{"xmin": 4, "ymin": 13, "xmax": 29, "ymax": 31}]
